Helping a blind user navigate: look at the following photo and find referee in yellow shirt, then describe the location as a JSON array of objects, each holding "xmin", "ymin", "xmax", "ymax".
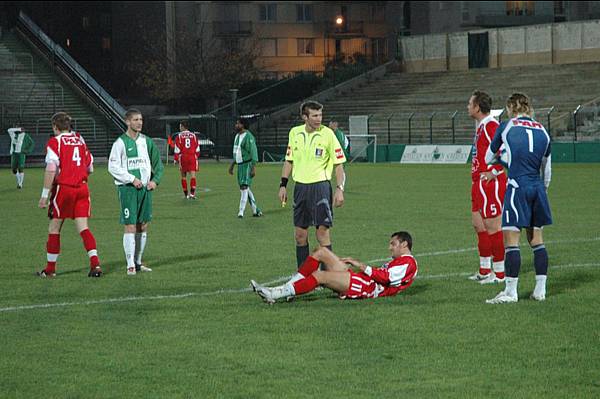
[{"xmin": 278, "ymin": 100, "xmax": 347, "ymax": 268}]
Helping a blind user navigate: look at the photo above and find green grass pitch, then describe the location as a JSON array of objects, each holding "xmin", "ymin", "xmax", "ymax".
[{"xmin": 1, "ymin": 162, "xmax": 599, "ymax": 398}]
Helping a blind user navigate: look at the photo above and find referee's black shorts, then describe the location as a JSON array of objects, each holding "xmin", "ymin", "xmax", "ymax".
[{"xmin": 293, "ymin": 181, "xmax": 333, "ymax": 228}]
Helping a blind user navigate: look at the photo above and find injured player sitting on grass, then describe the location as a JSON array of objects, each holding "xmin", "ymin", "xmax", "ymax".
[{"xmin": 251, "ymin": 231, "xmax": 418, "ymax": 304}]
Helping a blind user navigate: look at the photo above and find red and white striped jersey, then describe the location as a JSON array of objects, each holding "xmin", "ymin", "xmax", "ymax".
[
  {"xmin": 45, "ymin": 132, "xmax": 93, "ymax": 187},
  {"xmin": 471, "ymin": 115, "xmax": 503, "ymax": 181},
  {"xmin": 365, "ymin": 254, "xmax": 418, "ymax": 297},
  {"xmin": 174, "ymin": 131, "xmax": 200, "ymax": 157}
]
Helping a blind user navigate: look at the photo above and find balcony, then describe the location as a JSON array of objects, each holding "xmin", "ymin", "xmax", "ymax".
[
  {"xmin": 212, "ymin": 21, "xmax": 252, "ymax": 37},
  {"xmin": 325, "ymin": 21, "xmax": 364, "ymax": 38}
]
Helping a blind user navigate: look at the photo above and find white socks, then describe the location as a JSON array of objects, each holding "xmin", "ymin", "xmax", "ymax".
[
  {"xmin": 239, "ymin": 189, "xmax": 249, "ymax": 215},
  {"xmin": 135, "ymin": 232, "xmax": 147, "ymax": 266},
  {"xmin": 248, "ymin": 189, "xmax": 257, "ymax": 213},
  {"xmin": 123, "ymin": 233, "xmax": 136, "ymax": 268},
  {"xmin": 480, "ymin": 256, "xmax": 491, "ymax": 270},
  {"xmin": 534, "ymin": 275, "xmax": 547, "ymax": 298},
  {"xmin": 492, "ymin": 261, "xmax": 505, "ymax": 273},
  {"xmin": 505, "ymin": 277, "xmax": 519, "ymax": 297},
  {"xmin": 15, "ymin": 172, "xmax": 24, "ymax": 187}
]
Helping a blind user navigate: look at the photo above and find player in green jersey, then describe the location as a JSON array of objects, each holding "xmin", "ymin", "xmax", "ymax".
[
  {"xmin": 228, "ymin": 116, "xmax": 262, "ymax": 218},
  {"xmin": 7, "ymin": 123, "xmax": 34, "ymax": 189},
  {"xmin": 108, "ymin": 109, "xmax": 164, "ymax": 275}
]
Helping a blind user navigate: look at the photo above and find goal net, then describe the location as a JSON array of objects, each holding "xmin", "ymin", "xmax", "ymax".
[
  {"xmin": 346, "ymin": 134, "xmax": 377, "ymax": 163},
  {"xmin": 151, "ymin": 138, "xmax": 169, "ymax": 163}
]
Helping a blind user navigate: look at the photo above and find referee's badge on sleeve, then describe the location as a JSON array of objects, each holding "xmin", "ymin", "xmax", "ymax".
[{"xmin": 335, "ymin": 148, "xmax": 344, "ymax": 159}]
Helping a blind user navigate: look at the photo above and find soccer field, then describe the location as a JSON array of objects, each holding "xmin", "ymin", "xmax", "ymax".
[{"xmin": 1, "ymin": 162, "xmax": 599, "ymax": 398}]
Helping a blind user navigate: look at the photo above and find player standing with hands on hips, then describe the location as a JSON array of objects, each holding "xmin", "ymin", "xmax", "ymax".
[
  {"xmin": 109, "ymin": 109, "xmax": 164, "ymax": 275},
  {"xmin": 485, "ymin": 93, "xmax": 553, "ymax": 304},
  {"xmin": 279, "ymin": 101, "xmax": 346, "ymax": 269}
]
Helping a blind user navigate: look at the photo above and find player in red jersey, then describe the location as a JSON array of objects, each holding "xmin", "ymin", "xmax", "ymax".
[
  {"xmin": 467, "ymin": 91, "xmax": 507, "ymax": 284},
  {"xmin": 174, "ymin": 120, "xmax": 200, "ymax": 199},
  {"xmin": 37, "ymin": 112, "xmax": 102, "ymax": 278},
  {"xmin": 251, "ymin": 231, "xmax": 417, "ymax": 304}
]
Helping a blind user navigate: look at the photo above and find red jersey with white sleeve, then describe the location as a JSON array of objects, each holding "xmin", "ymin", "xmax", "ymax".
[
  {"xmin": 471, "ymin": 115, "xmax": 503, "ymax": 182},
  {"xmin": 45, "ymin": 132, "xmax": 93, "ymax": 187},
  {"xmin": 174, "ymin": 131, "xmax": 200, "ymax": 159},
  {"xmin": 343, "ymin": 255, "xmax": 418, "ymax": 299}
]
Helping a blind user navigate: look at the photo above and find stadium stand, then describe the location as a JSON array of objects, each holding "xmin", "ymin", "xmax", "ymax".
[
  {"xmin": 0, "ymin": 15, "xmax": 124, "ymax": 164},
  {"xmin": 256, "ymin": 62, "xmax": 600, "ymax": 146}
]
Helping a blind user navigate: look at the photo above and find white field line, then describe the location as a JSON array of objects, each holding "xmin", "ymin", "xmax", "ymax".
[{"xmin": 1, "ymin": 237, "xmax": 599, "ymax": 313}]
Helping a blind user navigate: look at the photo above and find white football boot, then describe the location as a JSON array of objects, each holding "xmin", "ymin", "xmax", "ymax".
[
  {"xmin": 479, "ymin": 273, "xmax": 505, "ymax": 285},
  {"xmin": 486, "ymin": 290, "xmax": 518, "ymax": 304},
  {"xmin": 468, "ymin": 272, "xmax": 492, "ymax": 281}
]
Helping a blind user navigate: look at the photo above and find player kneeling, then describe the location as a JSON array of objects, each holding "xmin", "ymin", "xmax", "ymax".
[{"xmin": 251, "ymin": 232, "xmax": 417, "ymax": 304}]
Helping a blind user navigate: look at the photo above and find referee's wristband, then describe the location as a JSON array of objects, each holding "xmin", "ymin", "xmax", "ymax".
[
  {"xmin": 336, "ymin": 185, "xmax": 344, "ymax": 192},
  {"xmin": 280, "ymin": 177, "xmax": 289, "ymax": 188},
  {"xmin": 41, "ymin": 188, "xmax": 50, "ymax": 198}
]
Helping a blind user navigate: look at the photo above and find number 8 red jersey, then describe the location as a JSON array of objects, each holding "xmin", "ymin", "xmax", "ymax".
[
  {"xmin": 174, "ymin": 131, "xmax": 200, "ymax": 157},
  {"xmin": 45, "ymin": 132, "xmax": 93, "ymax": 187}
]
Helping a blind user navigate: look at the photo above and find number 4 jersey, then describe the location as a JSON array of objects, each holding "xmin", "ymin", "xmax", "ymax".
[{"xmin": 45, "ymin": 132, "xmax": 93, "ymax": 187}]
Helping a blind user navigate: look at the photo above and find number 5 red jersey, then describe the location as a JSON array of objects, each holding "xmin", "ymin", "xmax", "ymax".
[{"xmin": 45, "ymin": 132, "xmax": 93, "ymax": 186}]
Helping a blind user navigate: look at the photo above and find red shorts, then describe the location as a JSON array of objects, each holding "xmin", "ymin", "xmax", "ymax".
[
  {"xmin": 342, "ymin": 272, "xmax": 378, "ymax": 299},
  {"xmin": 48, "ymin": 184, "xmax": 91, "ymax": 219},
  {"xmin": 471, "ymin": 173, "xmax": 507, "ymax": 219},
  {"xmin": 179, "ymin": 155, "xmax": 198, "ymax": 173}
]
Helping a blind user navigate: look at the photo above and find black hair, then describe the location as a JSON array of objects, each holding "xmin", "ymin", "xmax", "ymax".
[{"xmin": 391, "ymin": 231, "xmax": 412, "ymax": 251}]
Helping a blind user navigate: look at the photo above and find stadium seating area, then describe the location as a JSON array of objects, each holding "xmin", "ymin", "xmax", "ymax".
[
  {"xmin": 0, "ymin": 31, "xmax": 114, "ymax": 160},
  {"xmin": 256, "ymin": 61, "xmax": 600, "ymax": 146}
]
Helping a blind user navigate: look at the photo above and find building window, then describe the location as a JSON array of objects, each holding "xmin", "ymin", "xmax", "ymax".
[
  {"xmin": 195, "ymin": 3, "xmax": 203, "ymax": 24},
  {"xmin": 100, "ymin": 13, "xmax": 111, "ymax": 29},
  {"xmin": 222, "ymin": 38, "xmax": 239, "ymax": 54},
  {"xmin": 101, "ymin": 37, "xmax": 111, "ymax": 51},
  {"xmin": 506, "ymin": 1, "xmax": 535, "ymax": 16},
  {"xmin": 82, "ymin": 16, "xmax": 90, "ymax": 29},
  {"xmin": 259, "ymin": 4, "xmax": 277, "ymax": 21},
  {"xmin": 297, "ymin": 4, "xmax": 313, "ymax": 22},
  {"xmin": 297, "ymin": 38, "xmax": 314, "ymax": 56},
  {"xmin": 261, "ymin": 39, "xmax": 277, "ymax": 56},
  {"xmin": 369, "ymin": 3, "xmax": 386, "ymax": 22}
]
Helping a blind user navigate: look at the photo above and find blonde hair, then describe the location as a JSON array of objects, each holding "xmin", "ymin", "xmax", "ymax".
[{"xmin": 506, "ymin": 93, "xmax": 533, "ymax": 117}]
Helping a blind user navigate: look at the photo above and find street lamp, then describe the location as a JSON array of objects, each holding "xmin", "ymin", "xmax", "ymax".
[{"xmin": 335, "ymin": 16, "xmax": 343, "ymax": 26}]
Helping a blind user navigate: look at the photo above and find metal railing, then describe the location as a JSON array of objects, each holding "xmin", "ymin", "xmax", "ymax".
[
  {"xmin": 17, "ymin": 11, "xmax": 126, "ymax": 132},
  {"xmin": 248, "ymin": 104, "xmax": 600, "ymax": 147},
  {"xmin": 0, "ymin": 52, "xmax": 33, "ymax": 73},
  {"xmin": 35, "ymin": 117, "xmax": 97, "ymax": 139}
]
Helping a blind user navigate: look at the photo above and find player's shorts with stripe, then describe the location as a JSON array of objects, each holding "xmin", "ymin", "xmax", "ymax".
[
  {"xmin": 236, "ymin": 161, "xmax": 253, "ymax": 187},
  {"xmin": 117, "ymin": 185, "xmax": 153, "ymax": 225},
  {"xmin": 11, "ymin": 153, "xmax": 25, "ymax": 170},
  {"xmin": 48, "ymin": 184, "xmax": 91, "ymax": 219},
  {"xmin": 502, "ymin": 178, "xmax": 552, "ymax": 229},
  {"xmin": 342, "ymin": 272, "xmax": 379, "ymax": 299},
  {"xmin": 471, "ymin": 173, "xmax": 507, "ymax": 218},
  {"xmin": 293, "ymin": 181, "xmax": 333, "ymax": 228},
  {"xmin": 179, "ymin": 154, "xmax": 198, "ymax": 173}
]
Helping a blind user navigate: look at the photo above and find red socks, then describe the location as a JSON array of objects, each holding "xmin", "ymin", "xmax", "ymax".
[
  {"xmin": 293, "ymin": 275, "xmax": 319, "ymax": 295},
  {"xmin": 190, "ymin": 177, "xmax": 196, "ymax": 195},
  {"xmin": 181, "ymin": 178, "xmax": 188, "ymax": 196},
  {"xmin": 490, "ymin": 230, "xmax": 505, "ymax": 279},
  {"xmin": 477, "ymin": 231, "xmax": 492, "ymax": 258},
  {"xmin": 298, "ymin": 256, "xmax": 319, "ymax": 277},
  {"xmin": 80, "ymin": 229, "xmax": 100, "ymax": 268},
  {"xmin": 46, "ymin": 233, "xmax": 60, "ymax": 273}
]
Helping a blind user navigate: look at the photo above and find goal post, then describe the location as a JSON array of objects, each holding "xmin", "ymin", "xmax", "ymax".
[{"xmin": 346, "ymin": 134, "xmax": 377, "ymax": 163}]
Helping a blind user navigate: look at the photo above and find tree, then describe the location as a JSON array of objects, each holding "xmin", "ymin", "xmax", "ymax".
[{"xmin": 135, "ymin": 20, "xmax": 263, "ymax": 113}]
